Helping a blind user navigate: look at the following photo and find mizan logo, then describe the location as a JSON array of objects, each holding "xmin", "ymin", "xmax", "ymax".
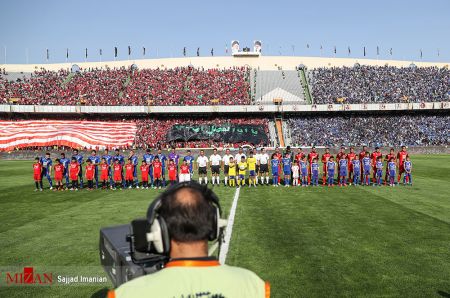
[{"xmin": 5, "ymin": 267, "xmax": 53, "ymax": 285}]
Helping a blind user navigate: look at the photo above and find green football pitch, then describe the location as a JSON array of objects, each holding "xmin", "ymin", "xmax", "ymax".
[{"xmin": 0, "ymin": 155, "xmax": 449, "ymax": 297}]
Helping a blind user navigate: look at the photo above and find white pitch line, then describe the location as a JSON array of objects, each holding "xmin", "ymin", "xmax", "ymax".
[{"xmin": 219, "ymin": 186, "xmax": 241, "ymax": 264}]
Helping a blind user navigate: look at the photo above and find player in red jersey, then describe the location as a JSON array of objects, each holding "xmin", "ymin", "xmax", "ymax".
[
  {"xmin": 113, "ymin": 158, "xmax": 123, "ymax": 190},
  {"xmin": 69, "ymin": 157, "xmax": 80, "ymax": 190},
  {"xmin": 371, "ymin": 147, "xmax": 382, "ymax": 182},
  {"xmin": 294, "ymin": 148, "xmax": 305, "ymax": 163},
  {"xmin": 53, "ymin": 159, "xmax": 64, "ymax": 191},
  {"xmin": 307, "ymin": 146, "xmax": 319, "ymax": 184},
  {"xmin": 125, "ymin": 158, "xmax": 135, "ymax": 189},
  {"xmin": 168, "ymin": 159, "xmax": 177, "ymax": 186},
  {"xmin": 321, "ymin": 148, "xmax": 332, "ymax": 185},
  {"xmin": 140, "ymin": 160, "xmax": 150, "ymax": 189},
  {"xmin": 100, "ymin": 158, "xmax": 110, "ymax": 189},
  {"xmin": 152, "ymin": 156, "xmax": 162, "ymax": 189},
  {"xmin": 85, "ymin": 160, "xmax": 95, "ymax": 190},
  {"xmin": 359, "ymin": 145, "xmax": 369, "ymax": 177},
  {"xmin": 397, "ymin": 145, "xmax": 409, "ymax": 183},
  {"xmin": 274, "ymin": 147, "xmax": 283, "ymax": 184},
  {"xmin": 346, "ymin": 147, "xmax": 356, "ymax": 184},
  {"xmin": 33, "ymin": 157, "xmax": 43, "ymax": 191},
  {"xmin": 179, "ymin": 160, "xmax": 191, "ymax": 182},
  {"xmin": 336, "ymin": 146, "xmax": 347, "ymax": 178},
  {"xmin": 384, "ymin": 148, "xmax": 396, "ymax": 184}
]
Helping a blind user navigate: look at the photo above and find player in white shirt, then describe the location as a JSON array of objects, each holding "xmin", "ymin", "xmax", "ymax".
[
  {"xmin": 254, "ymin": 148, "xmax": 261, "ymax": 185},
  {"xmin": 258, "ymin": 147, "xmax": 270, "ymax": 185},
  {"xmin": 196, "ymin": 150, "xmax": 209, "ymax": 185},
  {"xmin": 234, "ymin": 147, "xmax": 246, "ymax": 164},
  {"xmin": 209, "ymin": 148, "xmax": 222, "ymax": 186},
  {"xmin": 222, "ymin": 148, "xmax": 234, "ymax": 186},
  {"xmin": 292, "ymin": 160, "xmax": 300, "ymax": 186}
]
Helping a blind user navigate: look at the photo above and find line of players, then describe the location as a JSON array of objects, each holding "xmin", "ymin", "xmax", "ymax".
[{"xmin": 31, "ymin": 145, "xmax": 413, "ymax": 191}]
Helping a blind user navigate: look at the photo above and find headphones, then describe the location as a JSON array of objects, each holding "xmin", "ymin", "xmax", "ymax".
[{"xmin": 143, "ymin": 182, "xmax": 227, "ymax": 255}]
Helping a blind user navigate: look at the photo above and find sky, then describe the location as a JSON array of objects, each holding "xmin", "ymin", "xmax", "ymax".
[{"xmin": 0, "ymin": 0, "xmax": 449, "ymax": 64}]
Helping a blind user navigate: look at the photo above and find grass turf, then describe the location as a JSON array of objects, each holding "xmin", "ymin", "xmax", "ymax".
[{"xmin": 0, "ymin": 155, "xmax": 449, "ymax": 297}]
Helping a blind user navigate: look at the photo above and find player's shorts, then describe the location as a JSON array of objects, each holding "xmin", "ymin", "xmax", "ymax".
[
  {"xmin": 272, "ymin": 171, "xmax": 279, "ymax": 177},
  {"xmin": 153, "ymin": 172, "xmax": 162, "ymax": 179},
  {"xmin": 301, "ymin": 171, "xmax": 308, "ymax": 177},
  {"xmin": 249, "ymin": 170, "xmax": 256, "ymax": 177},
  {"xmin": 169, "ymin": 173, "xmax": 176, "ymax": 181},
  {"xmin": 229, "ymin": 175, "xmax": 235, "ymax": 180},
  {"xmin": 399, "ymin": 164, "xmax": 405, "ymax": 174},
  {"xmin": 224, "ymin": 165, "xmax": 229, "ymax": 175},
  {"xmin": 179, "ymin": 173, "xmax": 191, "ymax": 182},
  {"xmin": 198, "ymin": 167, "xmax": 207, "ymax": 175},
  {"xmin": 238, "ymin": 174, "xmax": 245, "ymax": 179},
  {"xmin": 292, "ymin": 174, "xmax": 299, "ymax": 179},
  {"xmin": 376, "ymin": 170, "xmax": 383, "ymax": 177},
  {"xmin": 348, "ymin": 164, "xmax": 353, "ymax": 172},
  {"xmin": 389, "ymin": 170, "xmax": 396, "ymax": 177},
  {"xmin": 70, "ymin": 174, "xmax": 78, "ymax": 181},
  {"xmin": 55, "ymin": 174, "xmax": 63, "ymax": 181},
  {"xmin": 113, "ymin": 175, "xmax": 121, "ymax": 182},
  {"xmin": 86, "ymin": 174, "xmax": 94, "ymax": 181},
  {"xmin": 284, "ymin": 170, "xmax": 291, "ymax": 176},
  {"xmin": 101, "ymin": 173, "xmax": 108, "ymax": 180},
  {"xmin": 353, "ymin": 171, "xmax": 360, "ymax": 178},
  {"xmin": 339, "ymin": 170, "xmax": 348, "ymax": 177},
  {"xmin": 34, "ymin": 173, "xmax": 41, "ymax": 181},
  {"xmin": 327, "ymin": 171, "xmax": 335, "ymax": 177},
  {"xmin": 141, "ymin": 175, "xmax": 149, "ymax": 182},
  {"xmin": 363, "ymin": 168, "xmax": 371, "ymax": 175},
  {"xmin": 255, "ymin": 165, "xmax": 260, "ymax": 174},
  {"xmin": 125, "ymin": 173, "xmax": 134, "ymax": 180},
  {"xmin": 211, "ymin": 165, "xmax": 220, "ymax": 174},
  {"xmin": 259, "ymin": 164, "xmax": 268, "ymax": 173},
  {"xmin": 322, "ymin": 165, "xmax": 327, "ymax": 172}
]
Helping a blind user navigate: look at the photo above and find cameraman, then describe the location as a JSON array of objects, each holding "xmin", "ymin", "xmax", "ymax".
[{"xmin": 108, "ymin": 182, "xmax": 270, "ymax": 298}]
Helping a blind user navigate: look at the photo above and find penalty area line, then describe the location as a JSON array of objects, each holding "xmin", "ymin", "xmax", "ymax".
[{"xmin": 218, "ymin": 186, "xmax": 241, "ymax": 264}]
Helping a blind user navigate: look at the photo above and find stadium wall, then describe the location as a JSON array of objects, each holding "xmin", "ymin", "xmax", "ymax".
[
  {"xmin": 1, "ymin": 56, "xmax": 449, "ymax": 72},
  {"xmin": 1, "ymin": 102, "xmax": 448, "ymax": 114}
]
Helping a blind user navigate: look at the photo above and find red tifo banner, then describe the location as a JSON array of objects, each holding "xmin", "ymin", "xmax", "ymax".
[{"xmin": 0, "ymin": 120, "xmax": 137, "ymax": 151}]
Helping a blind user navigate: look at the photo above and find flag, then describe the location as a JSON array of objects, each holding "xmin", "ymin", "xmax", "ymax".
[
  {"xmin": 183, "ymin": 47, "xmax": 186, "ymax": 56},
  {"xmin": 225, "ymin": 45, "xmax": 228, "ymax": 54},
  {"xmin": 320, "ymin": 45, "xmax": 323, "ymax": 50},
  {"xmin": 211, "ymin": 48, "xmax": 214, "ymax": 56},
  {"xmin": 46, "ymin": 49, "xmax": 49, "ymax": 60},
  {"xmin": 66, "ymin": 48, "xmax": 69, "ymax": 59},
  {"xmin": 143, "ymin": 47, "xmax": 146, "ymax": 56},
  {"xmin": 437, "ymin": 49, "xmax": 440, "ymax": 57},
  {"xmin": 85, "ymin": 48, "xmax": 88, "ymax": 59},
  {"xmin": 348, "ymin": 46, "xmax": 351, "ymax": 55},
  {"xmin": 99, "ymin": 49, "xmax": 102, "ymax": 56},
  {"xmin": 114, "ymin": 47, "xmax": 118, "ymax": 57},
  {"xmin": 377, "ymin": 46, "xmax": 379, "ymax": 56},
  {"xmin": 128, "ymin": 46, "xmax": 131, "ymax": 56},
  {"xmin": 197, "ymin": 47, "xmax": 199, "ymax": 56},
  {"xmin": 334, "ymin": 46, "xmax": 336, "ymax": 54},
  {"xmin": 420, "ymin": 49, "xmax": 423, "ymax": 59},
  {"xmin": 363, "ymin": 46, "xmax": 366, "ymax": 56},
  {"xmin": 390, "ymin": 48, "xmax": 393, "ymax": 56},
  {"xmin": 306, "ymin": 44, "xmax": 310, "ymax": 49},
  {"xmin": 0, "ymin": 120, "xmax": 137, "ymax": 152}
]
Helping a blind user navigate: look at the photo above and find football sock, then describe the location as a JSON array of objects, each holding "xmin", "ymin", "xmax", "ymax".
[
  {"xmin": 225, "ymin": 177, "xmax": 228, "ymax": 185},
  {"xmin": 205, "ymin": 177, "xmax": 208, "ymax": 184}
]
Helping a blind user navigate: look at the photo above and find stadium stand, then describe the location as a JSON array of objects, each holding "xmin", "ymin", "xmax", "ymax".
[
  {"xmin": 309, "ymin": 65, "xmax": 450, "ymax": 104},
  {"xmin": 288, "ymin": 114, "xmax": 449, "ymax": 147}
]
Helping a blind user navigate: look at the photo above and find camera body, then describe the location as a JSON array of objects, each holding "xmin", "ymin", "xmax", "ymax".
[{"xmin": 99, "ymin": 223, "xmax": 168, "ymax": 287}]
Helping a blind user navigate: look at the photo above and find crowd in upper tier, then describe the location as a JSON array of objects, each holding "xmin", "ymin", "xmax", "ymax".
[
  {"xmin": 0, "ymin": 66, "xmax": 251, "ymax": 106},
  {"xmin": 288, "ymin": 115, "xmax": 449, "ymax": 147},
  {"xmin": 309, "ymin": 65, "xmax": 450, "ymax": 104}
]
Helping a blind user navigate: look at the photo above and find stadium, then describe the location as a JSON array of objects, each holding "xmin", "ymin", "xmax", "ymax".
[{"xmin": 1, "ymin": 1, "xmax": 450, "ymax": 298}]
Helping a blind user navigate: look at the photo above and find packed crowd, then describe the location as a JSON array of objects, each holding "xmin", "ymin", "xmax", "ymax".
[
  {"xmin": 134, "ymin": 117, "xmax": 269, "ymax": 148},
  {"xmin": 310, "ymin": 66, "xmax": 450, "ymax": 104},
  {"xmin": 288, "ymin": 115, "xmax": 449, "ymax": 147},
  {"xmin": 0, "ymin": 66, "xmax": 251, "ymax": 106}
]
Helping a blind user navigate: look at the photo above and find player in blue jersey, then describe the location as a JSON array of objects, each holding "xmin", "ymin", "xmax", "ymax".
[
  {"xmin": 102, "ymin": 149, "xmax": 114, "ymax": 188},
  {"xmin": 114, "ymin": 149, "xmax": 125, "ymax": 187},
  {"xmin": 87, "ymin": 150, "xmax": 101, "ymax": 188},
  {"xmin": 326, "ymin": 156, "xmax": 336, "ymax": 186},
  {"xmin": 183, "ymin": 150, "xmax": 195, "ymax": 178},
  {"xmin": 281, "ymin": 153, "xmax": 292, "ymax": 187},
  {"xmin": 271, "ymin": 153, "xmax": 280, "ymax": 187},
  {"xmin": 352, "ymin": 155, "xmax": 361, "ymax": 186},
  {"xmin": 59, "ymin": 153, "xmax": 70, "ymax": 189},
  {"xmin": 362, "ymin": 152, "xmax": 372, "ymax": 186},
  {"xmin": 129, "ymin": 150, "xmax": 139, "ymax": 188},
  {"xmin": 403, "ymin": 156, "xmax": 412, "ymax": 186},
  {"xmin": 157, "ymin": 148, "xmax": 167, "ymax": 187},
  {"xmin": 311, "ymin": 158, "xmax": 320, "ymax": 186},
  {"xmin": 299, "ymin": 156, "xmax": 309, "ymax": 187},
  {"xmin": 72, "ymin": 149, "xmax": 84, "ymax": 188},
  {"xmin": 168, "ymin": 147, "xmax": 180, "ymax": 173},
  {"xmin": 40, "ymin": 152, "xmax": 53, "ymax": 189},
  {"xmin": 338, "ymin": 157, "xmax": 348, "ymax": 186},
  {"xmin": 143, "ymin": 148, "xmax": 155, "ymax": 187},
  {"xmin": 375, "ymin": 157, "xmax": 383, "ymax": 186},
  {"xmin": 388, "ymin": 158, "xmax": 397, "ymax": 186}
]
